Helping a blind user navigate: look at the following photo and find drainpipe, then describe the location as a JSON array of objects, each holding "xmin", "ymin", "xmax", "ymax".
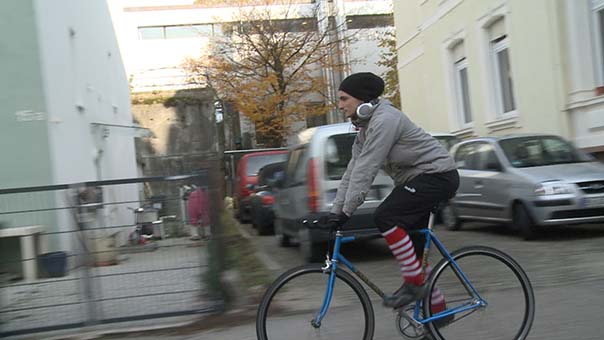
[{"xmin": 317, "ymin": 0, "xmax": 338, "ymax": 123}]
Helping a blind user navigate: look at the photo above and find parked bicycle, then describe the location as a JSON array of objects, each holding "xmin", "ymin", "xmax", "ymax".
[{"xmin": 256, "ymin": 209, "xmax": 535, "ymax": 340}]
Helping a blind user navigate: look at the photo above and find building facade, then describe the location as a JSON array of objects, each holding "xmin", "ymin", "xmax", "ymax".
[
  {"xmin": 393, "ymin": 0, "xmax": 604, "ymax": 160},
  {"xmin": 112, "ymin": 0, "xmax": 394, "ymax": 147},
  {"xmin": 0, "ymin": 0, "xmax": 139, "ymax": 252}
]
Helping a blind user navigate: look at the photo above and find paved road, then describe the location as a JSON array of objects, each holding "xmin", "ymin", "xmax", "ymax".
[
  {"xmin": 242, "ymin": 221, "xmax": 604, "ymax": 340},
  {"xmin": 86, "ymin": 222, "xmax": 604, "ymax": 339}
]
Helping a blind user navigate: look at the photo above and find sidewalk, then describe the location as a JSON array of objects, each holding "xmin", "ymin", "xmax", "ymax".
[
  {"xmin": 5, "ymin": 207, "xmax": 271, "ymax": 340},
  {"xmin": 3, "ymin": 237, "xmax": 215, "ymax": 340}
]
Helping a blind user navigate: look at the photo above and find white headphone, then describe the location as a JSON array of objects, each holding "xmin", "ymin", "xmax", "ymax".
[{"xmin": 356, "ymin": 99, "xmax": 379, "ymax": 120}]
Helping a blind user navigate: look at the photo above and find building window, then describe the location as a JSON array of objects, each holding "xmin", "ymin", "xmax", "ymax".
[
  {"xmin": 492, "ymin": 36, "xmax": 516, "ymax": 114},
  {"xmin": 455, "ymin": 59, "xmax": 472, "ymax": 125},
  {"xmin": 487, "ymin": 18, "xmax": 516, "ymax": 117},
  {"xmin": 138, "ymin": 24, "xmax": 218, "ymax": 40},
  {"xmin": 165, "ymin": 24, "xmax": 214, "ymax": 39},
  {"xmin": 138, "ymin": 26, "xmax": 164, "ymax": 40},
  {"xmin": 592, "ymin": 1, "xmax": 604, "ymax": 86},
  {"xmin": 450, "ymin": 41, "xmax": 472, "ymax": 126},
  {"xmin": 346, "ymin": 14, "xmax": 394, "ymax": 29}
]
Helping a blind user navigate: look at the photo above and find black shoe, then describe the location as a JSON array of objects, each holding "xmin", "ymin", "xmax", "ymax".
[
  {"xmin": 383, "ymin": 283, "xmax": 427, "ymax": 308},
  {"xmin": 432, "ymin": 313, "xmax": 454, "ymax": 329}
]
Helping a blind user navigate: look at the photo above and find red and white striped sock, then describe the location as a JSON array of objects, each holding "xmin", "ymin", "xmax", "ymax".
[
  {"xmin": 425, "ymin": 265, "xmax": 446, "ymax": 313},
  {"xmin": 382, "ymin": 226, "xmax": 424, "ymax": 286}
]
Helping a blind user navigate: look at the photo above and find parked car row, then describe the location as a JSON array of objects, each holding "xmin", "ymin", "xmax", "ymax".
[
  {"xmin": 270, "ymin": 124, "xmax": 460, "ymax": 262},
  {"xmin": 273, "ymin": 123, "xmax": 395, "ymax": 262},
  {"xmin": 234, "ymin": 150, "xmax": 287, "ymax": 222},
  {"xmin": 248, "ymin": 161, "xmax": 285, "ymax": 235},
  {"xmin": 233, "ymin": 124, "xmax": 604, "ymax": 262}
]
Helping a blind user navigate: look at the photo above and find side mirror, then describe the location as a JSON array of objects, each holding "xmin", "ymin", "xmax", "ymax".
[{"xmin": 246, "ymin": 183, "xmax": 255, "ymax": 191}]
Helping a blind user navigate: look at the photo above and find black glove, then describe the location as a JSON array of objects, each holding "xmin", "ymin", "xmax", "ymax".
[{"xmin": 318, "ymin": 213, "xmax": 349, "ymax": 229}]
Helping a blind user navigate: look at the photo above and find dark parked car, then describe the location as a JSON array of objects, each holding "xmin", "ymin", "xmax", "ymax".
[
  {"xmin": 249, "ymin": 162, "xmax": 285, "ymax": 235},
  {"xmin": 442, "ymin": 134, "xmax": 604, "ymax": 239},
  {"xmin": 235, "ymin": 150, "xmax": 288, "ymax": 222}
]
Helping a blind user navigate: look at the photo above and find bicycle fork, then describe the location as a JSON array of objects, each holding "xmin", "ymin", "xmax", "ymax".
[{"xmin": 311, "ymin": 232, "xmax": 384, "ymax": 328}]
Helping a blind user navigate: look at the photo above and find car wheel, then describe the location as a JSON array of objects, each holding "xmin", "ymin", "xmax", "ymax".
[
  {"xmin": 257, "ymin": 219, "xmax": 273, "ymax": 236},
  {"xmin": 250, "ymin": 209, "xmax": 258, "ymax": 229},
  {"xmin": 238, "ymin": 204, "xmax": 250, "ymax": 223},
  {"xmin": 274, "ymin": 219, "xmax": 291, "ymax": 247},
  {"xmin": 299, "ymin": 228, "xmax": 326, "ymax": 263},
  {"xmin": 441, "ymin": 202, "xmax": 462, "ymax": 231},
  {"xmin": 514, "ymin": 203, "xmax": 538, "ymax": 241}
]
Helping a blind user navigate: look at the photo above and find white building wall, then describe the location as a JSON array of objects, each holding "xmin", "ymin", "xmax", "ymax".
[
  {"xmin": 393, "ymin": 0, "xmax": 604, "ymax": 157},
  {"xmin": 34, "ymin": 0, "xmax": 139, "ymax": 248},
  {"xmin": 113, "ymin": 0, "xmax": 393, "ymax": 96},
  {"xmin": 563, "ymin": 0, "xmax": 604, "ymax": 156},
  {"xmin": 111, "ymin": 0, "xmax": 394, "ymax": 147}
]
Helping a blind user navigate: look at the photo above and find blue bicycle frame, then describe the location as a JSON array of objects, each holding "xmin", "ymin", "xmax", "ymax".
[{"xmin": 312, "ymin": 226, "xmax": 487, "ymax": 327}]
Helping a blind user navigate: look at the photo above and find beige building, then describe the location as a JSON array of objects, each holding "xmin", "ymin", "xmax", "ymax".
[{"xmin": 393, "ymin": 0, "xmax": 604, "ymax": 160}]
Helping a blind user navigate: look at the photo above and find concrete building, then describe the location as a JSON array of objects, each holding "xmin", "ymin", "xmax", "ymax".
[
  {"xmin": 112, "ymin": 0, "xmax": 394, "ymax": 147},
  {"xmin": 0, "ymin": 0, "xmax": 139, "ymax": 257},
  {"xmin": 393, "ymin": 0, "xmax": 604, "ymax": 160}
]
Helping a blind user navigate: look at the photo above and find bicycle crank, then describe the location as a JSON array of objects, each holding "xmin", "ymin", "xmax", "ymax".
[{"xmin": 395, "ymin": 305, "xmax": 429, "ymax": 339}]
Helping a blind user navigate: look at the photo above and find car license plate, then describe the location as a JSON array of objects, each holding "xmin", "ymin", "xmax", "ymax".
[{"xmin": 584, "ymin": 196, "xmax": 604, "ymax": 208}]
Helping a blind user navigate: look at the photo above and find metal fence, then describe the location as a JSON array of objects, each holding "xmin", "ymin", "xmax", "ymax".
[{"xmin": 0, "ymin": 173, "xmax": 222, "ymax": 337}]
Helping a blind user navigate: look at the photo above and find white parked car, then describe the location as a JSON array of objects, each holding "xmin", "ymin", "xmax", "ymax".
[{"xmin": 273, "ymin": 123, "xmax": 394, "ymax": 262}]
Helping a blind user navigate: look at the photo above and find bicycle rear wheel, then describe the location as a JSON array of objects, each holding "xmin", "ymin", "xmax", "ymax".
[
  {"xmin": 256, "ymin": 264, "xmax": 374, "ymax": 340},
  {"xmin": 424, "ymin": 246, "xmax": 535, "ymax": 340}
]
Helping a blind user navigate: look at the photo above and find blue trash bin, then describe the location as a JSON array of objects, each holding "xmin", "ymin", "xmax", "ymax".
[{"xmin": 39, "ymin": 251, "xmax": 67, "ymax": 277}]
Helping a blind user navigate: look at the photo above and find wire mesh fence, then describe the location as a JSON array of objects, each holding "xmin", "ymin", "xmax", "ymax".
[{"xmin": 0, "ymin": 172, "xmax": 222, "ymax": 337}]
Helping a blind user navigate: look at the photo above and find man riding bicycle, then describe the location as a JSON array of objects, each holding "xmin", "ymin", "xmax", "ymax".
[{"xmin": 320, "ymin": 72, "xmax": 459, "ymax": 311}]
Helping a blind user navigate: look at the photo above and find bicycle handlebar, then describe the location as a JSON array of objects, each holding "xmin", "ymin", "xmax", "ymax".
[{"xmin": 302, "ymin": 219, "xmax": 335, "ymax": 231}]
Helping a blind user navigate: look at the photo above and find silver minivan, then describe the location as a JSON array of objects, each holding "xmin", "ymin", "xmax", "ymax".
[
  {"xmin": 273, "ymin": 123, "xmax": 394, "ymax": 262},
  {"xmin": 443, "ymin": 134, "xmax": 604, "ymax": 239}
]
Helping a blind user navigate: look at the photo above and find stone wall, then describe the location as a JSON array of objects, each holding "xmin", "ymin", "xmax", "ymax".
[{"xmin": 131, "ymin": 88, "xmax": 219, "ymax": 219}]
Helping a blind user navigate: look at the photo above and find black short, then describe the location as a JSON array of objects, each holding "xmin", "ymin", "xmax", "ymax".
[
  {"xmin": 374, "ymin": 170, "xmax": 459, "ymax": 231},
  {"xmin": 374, "ymin": 170, "xmax": 459, "ymax": 256}
]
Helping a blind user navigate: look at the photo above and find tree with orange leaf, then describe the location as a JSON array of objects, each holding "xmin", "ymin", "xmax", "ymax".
[
  {"xmin": 377, "ymin": 29, "xmax": 401, "ymax": 108},
  {"xmin": 185, "ymin": 0, "xmax": 350, "ymax": 147}
]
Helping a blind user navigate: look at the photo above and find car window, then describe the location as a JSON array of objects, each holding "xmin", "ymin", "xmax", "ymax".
[
  {"xmin": 284, "ymin": 147, "xmax": 307, "ymax": 187},
  {"xmin": 258, "ymin": 163, "xmax": 284, "ymax": 187},
  {"xmin": 245, "ymin": 154, "xmax": 287, "ymax": 176},
  {"xmin": 500, "ymin": 136, "xmax": 590, "ymax": 167},
  {"xmin": 324, "ymin": 133, "xmax": 356, "ymax": 180},
  {"xmin": 475, "ymin": 143, "xmax": 501, "ymax": 171},
  {"xmin": 454, "ymin": 143, "xmax": 478, "ymax": 169},
  {"xmin": 434, "ymin": 135, "xmax": 461, "ymax": 151}
]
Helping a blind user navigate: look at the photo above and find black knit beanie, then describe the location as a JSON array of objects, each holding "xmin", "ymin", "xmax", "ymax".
[{"xmin": 338, "ymin": 72, "xmax": 385, "ymax": 102}]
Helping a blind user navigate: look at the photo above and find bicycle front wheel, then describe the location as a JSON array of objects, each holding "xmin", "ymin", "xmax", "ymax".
[
  {"xmin": 424, "ymin": 246, "xmax": 535, "ymax": 340},
  {"xmin": 256, "ymin": 264, "xmax": 374, "ymax": 340}
]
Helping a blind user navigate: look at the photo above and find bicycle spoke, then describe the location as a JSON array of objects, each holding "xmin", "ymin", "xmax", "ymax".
[
  {"xmin": 425, "ymin": 247, "xmax": 534, "ymax": 340},
  {"xmin": 258, "ymin": 266, "xmax": 374, "ymax": 340}
]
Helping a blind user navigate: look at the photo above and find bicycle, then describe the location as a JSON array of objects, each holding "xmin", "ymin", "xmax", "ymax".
[{"xmin": 256, "ymin": 210, "xmax": 535, "ymax": 340}]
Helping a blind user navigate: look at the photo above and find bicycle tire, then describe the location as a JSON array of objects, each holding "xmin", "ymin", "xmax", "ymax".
[
  {"xmin": 256, "ymin": 264, "xmax": 375, "ymax": 340},
  {"xmin": 424, "ymin": 246, "xmax": 535, "ymax": 340}
]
